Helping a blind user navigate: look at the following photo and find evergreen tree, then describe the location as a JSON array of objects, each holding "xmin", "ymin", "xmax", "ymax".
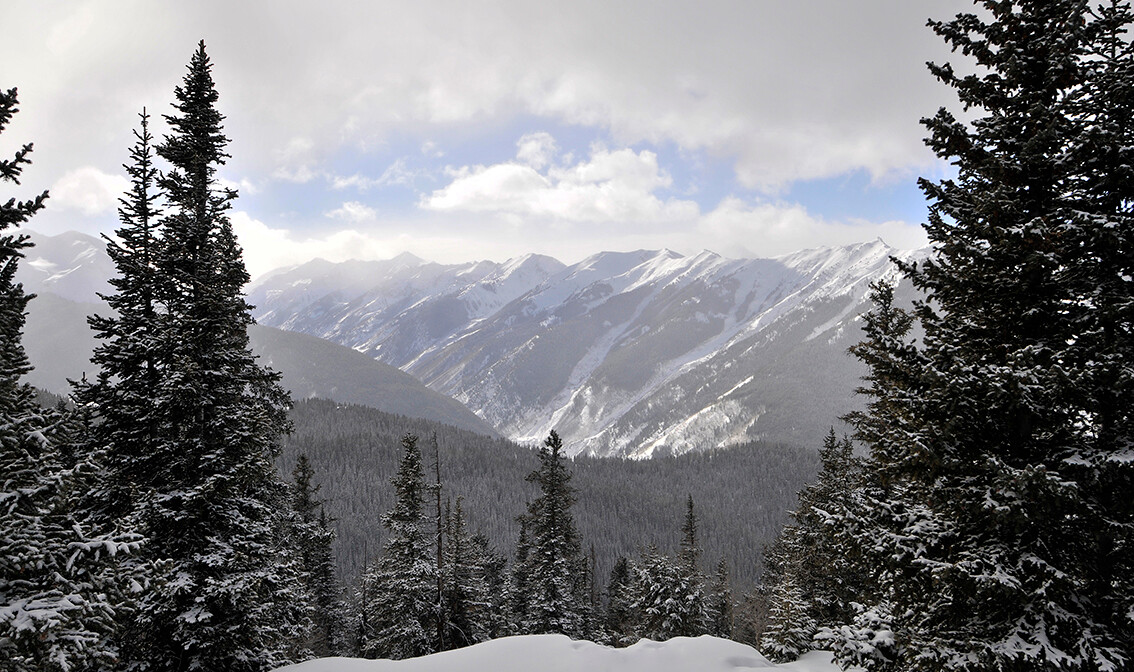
[
  {"xmin": 359, "ymin": 433, "xmax": 437, "ymax": 659},
  {"xmin": 113, "ymin": 42, "xmax": 310, "ymax": 671},
  {"xmin": 467, "ymin": 532, "xmax": 510, "ymax": 640},
  {"xmin": 514, "ymin": 430, "xmax": 586, "ymax": 637},
  {"xmin": 827, "ymin": 3, "xmax": 1134, "ymax": 670},
  {"xmin": 760, "ymin": 572, "xmax": 817, "ymax": 664},
  {"xmin": 440, "ymin": 497, "xmax": 491, "ymax": 649},
  {"xmin": 678, "ymin": 494, "xmax": 701, "ymax": 574},
  {"xmin": 75, "ymin": 108, "xmax": 164, "ymax": 523},
  {"xmin": 762, "ymin": 427, "xmax": 863, "ymax": 660},
  {"xmin": 290, "ymin": 455, "xmax": 349, "ymax": 657},
  {"xmin": 625, "ymin": 546, "xmax": 706, "ymax": 641},
  {"xmin": 605, "ymin": 555, "xmax": 636, "ymax": 646},
  {"xmin": 0, "ymin": 87, "xmax": 142, "ymax": 672},
  {"xmin": 706, "ymin": 559, "xmax": 733, "ymax": 639}
]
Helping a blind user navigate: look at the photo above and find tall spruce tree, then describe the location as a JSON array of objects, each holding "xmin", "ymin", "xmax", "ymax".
[
  {"xmin": 359, "ymin": 433, "xmax": 437, "ymax": 660},
  {"xmin": 706, "ymin": 559, "xmax": 733, "ymax": 639},
  {"xmin": 75, "ymin": 108, "xmax": 164, "ymax": 524},
  {"xmin": 290, "ymin": 455, "xmax": 348, "ymax": 657},
  {"xmin": 440, "ymin": 497, "xmax": 492, "ymax": 649},
  {"xmin": 762, "ymin": 428, "xmax": 861, "ymax": 661},
  {"xmin": 515, "ymin": 430, "xmax": 587, "ymax": 638},
  {"xmin": 111, "ymin": 42, "xmax": 311, "ymax": 671},
  {"xmin": 0, "ymin": 87, "xmax": 142, "ymax": 672},
  {"xmin": 827, "ymin": 3, "xmax": 1134, "ymax": 670}
]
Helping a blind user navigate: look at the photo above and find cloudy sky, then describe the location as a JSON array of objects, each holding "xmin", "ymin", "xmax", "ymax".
[{"xmin": 4, "ymin": 1, "xmax": 972, "ymax": 278}]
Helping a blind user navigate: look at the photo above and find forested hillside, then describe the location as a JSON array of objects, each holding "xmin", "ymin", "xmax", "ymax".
[{"xmin": 280, "ymin": 398, "xmax": 818, "ymax": 592}]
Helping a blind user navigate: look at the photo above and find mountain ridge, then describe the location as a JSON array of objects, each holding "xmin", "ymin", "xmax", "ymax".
[
  {"xmin": 248, "ymin": 239, "xmax": 926, "ymax": 456},
  {"xmin": 18, "ymin": 229, "xmax": 924, "ymax": 456}
]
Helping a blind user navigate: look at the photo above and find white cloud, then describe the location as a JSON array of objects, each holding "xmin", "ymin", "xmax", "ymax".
[
  {"xmin": 516, "ymin": 132, "xmax": 557, "ymax": 170},
  {"xmin": 325, "ymin": 201, "xmax": 378, "ymax": 223},
  {"xmin": 232, "ymin": 212, "xmax": 399, "ymax": 279},
  {"xmin": 271, "ymin": 164, "xmax": 321, "ymax": 184},
  {"xmin": 48, "ymin": 166, "xmax": 130, "ymax": 216},
  {"xmin": 218, "ymin": 175, "xmax": 259, "ymax": 196},
  {"xmin": 420, "ymin": 140, "xmax": 444, "ymax": 158},
  {"xmin": 331, "ymin": 159, "xmax": 421, "ymax": 191},
  {"xmin": 692, "ymin": 198, "xmax": 929, "ymax": 259},
  {"xmin": 424, "ymin": 139, "xmax": 698, "ymax": 223}
]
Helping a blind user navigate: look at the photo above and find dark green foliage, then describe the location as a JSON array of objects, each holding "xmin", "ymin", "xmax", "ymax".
[
  {"xmin": 76, "ymin": 108, "xmax": 163, "ymax": 522},
  {"xmin": 515, "ymin": 430, "xmax": 588, "ymax": 637},
  {"xmin": 0, "ymin": 88, "xmax": 141, "ymax": 672},
  {"xmin": 825, "ymin": 3, "xmax": 1134, "ymax": 670},
  {"xmin": 759, "ymin": 428, "xmax": 861, "ymax": 662},
  {"xmin": 359, "ymin": 434, "xmax": 437, "ymax": 660},
  {"xmin": 74, "ymin": 43, "xmax": 310, "ymax": 671},
  {"xmin": 290, "ymin": 455, "xmax": 349, "ymax": 657},
  {"xmin": 279, "ymin": 398, "xmax": 819, "ymax": 599}
]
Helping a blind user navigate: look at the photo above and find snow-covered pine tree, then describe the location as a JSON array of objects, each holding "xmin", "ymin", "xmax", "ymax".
[
  {"xmin": 111, "ymin": 42, "xmax": 311, "ymax": 671},
  {"xmin": 625, "ymin": 546, "xmax": 707, "ymax": 642},
  {"xmin": 467, "ymin": 532, "xmax": 510, "ymax": 640},
  {"xmin": 515, "ymin": 430, "xmax": 587, "ymax": 638},
  {"xmin": 706, "ymin": 559, "xmax": 733, "ymax": 639},
  {"xmin": 74, "ymin": 108, "xmax": 164, "ymax": 525},
  {"xmin": 440, "ymin": 497, "xmax": 491, "ymax": 649},
  {"xmin": 604, "ymin": 556, "xmax": 636, "ymax": 646},
  {"xmin": 761, "ymin": 428, "xmax": 863, "ymax": 661},
  {"xmin": 290, "ymin": 455, "xmax": 349, "ymax": 657},
  {"xmin": 359, "ymin": 433, "xmax": 437, "ymax": 660},
  {"xmin": 0, "ymin": 87, "xmax": 143, "ymax": 672},
  {"xmin": 829, "ymin": 3, "xmax": 1134, "ymax": 669},
  {"xmin": 760, "ymin": 571, "xmax": 817, "ymax": 664}
]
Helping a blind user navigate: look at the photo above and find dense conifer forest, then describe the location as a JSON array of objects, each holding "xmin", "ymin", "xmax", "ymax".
[{"xmin": 279, "ymin": 397, "xmax": 819, "ymax": 593}]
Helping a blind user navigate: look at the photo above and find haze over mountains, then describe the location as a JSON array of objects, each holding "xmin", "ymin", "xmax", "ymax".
[
  {"xmin": 249, "ymin": 237, "xmax": 922, "ymax": 456},
  {"xmin": 20, "ymin": 229, "xmax": 922, "ymax": 456},
  {"xmin": 17, "ymin": 231, "xmax": 496, "ymax": 436}
]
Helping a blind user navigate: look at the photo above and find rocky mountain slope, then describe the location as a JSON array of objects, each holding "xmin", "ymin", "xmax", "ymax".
[
  {"xmin": 17, "ymin": 231, "xmax": 497, "ymax": 436},
  {"xmin": 249, "ymin": 241, "xmax": 924, "ymax": 456}
]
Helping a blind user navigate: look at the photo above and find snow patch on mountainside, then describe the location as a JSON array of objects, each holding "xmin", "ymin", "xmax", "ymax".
[{"xmin": 248, "ymin": 240, "xmax": 928, "ymax": 456}]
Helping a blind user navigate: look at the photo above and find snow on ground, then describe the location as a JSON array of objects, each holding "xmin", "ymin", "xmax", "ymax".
[{"xmin": 274, "ymin": 635, "xmax": 844, "ymax": 672}]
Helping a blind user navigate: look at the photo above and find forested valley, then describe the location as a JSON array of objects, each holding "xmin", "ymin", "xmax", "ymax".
[{"xmin": 280, "ymin": 397, "xmax": 818, "ymax": 596}]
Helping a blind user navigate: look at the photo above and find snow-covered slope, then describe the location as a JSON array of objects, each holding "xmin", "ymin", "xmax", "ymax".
[
  {"xmin": 17, "ymin": 290, "xmax": 498, "ymax": 437},
  {"xmin": 249, "ymin": 241, "xmax": 925, "ymax": 456},
  {"xmin": 273, "ymin": 635, "xmax": 842, "ymax": 672},
  {"xmin": 20, "ymin": 230, "xmax": 115, "ymax": 302}
]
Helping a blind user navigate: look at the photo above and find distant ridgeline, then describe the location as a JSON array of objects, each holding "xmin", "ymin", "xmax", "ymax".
[{"xmin": 280, "ymin": 397, "xmax": 819, "ymax": 593}]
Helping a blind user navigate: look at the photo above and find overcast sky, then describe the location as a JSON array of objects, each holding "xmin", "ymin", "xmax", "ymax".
[{"xmin": 4, "ymin": 1, "xmax": 973, "ymax": 278}]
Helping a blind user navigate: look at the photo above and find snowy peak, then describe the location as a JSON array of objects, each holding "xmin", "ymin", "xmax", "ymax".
[
  {"xmin": 17, "ymin": 230, "xmax": 115, "ymax": 303},
  {"xmin": 251, "ymin": 241, "xmax": 926, "ymax": 456}
]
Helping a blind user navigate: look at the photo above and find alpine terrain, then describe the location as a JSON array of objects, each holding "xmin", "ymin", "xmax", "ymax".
[{"xmin": 249, "ymin": 241, "xmax": 924, "ymax": 456}]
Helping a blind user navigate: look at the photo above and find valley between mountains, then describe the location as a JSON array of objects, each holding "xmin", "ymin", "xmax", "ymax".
[{"xmin": 21, "ymin": 229, "xmax": 921, "ymax": 457}]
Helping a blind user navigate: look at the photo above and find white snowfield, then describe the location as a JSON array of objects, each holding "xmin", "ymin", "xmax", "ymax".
[{"xmin": 274, "ymin": 635, "xmax": 843, "ymax": 672}]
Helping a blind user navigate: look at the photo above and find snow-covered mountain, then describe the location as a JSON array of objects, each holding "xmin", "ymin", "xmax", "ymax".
[
  {"xmin": 19, "ymin": 230, "xmax": 115, "ymax": 302},
  {"xmin": 248, "ymin": 241, "xmax": 923, "ymax": 457},
  {"xmin": 13, "ymin": 232, "xmax": 499, "ymax": 437}
]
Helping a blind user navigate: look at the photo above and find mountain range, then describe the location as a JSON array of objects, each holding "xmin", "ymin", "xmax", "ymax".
[
  {"xmin": 17, "ymin": 231, "xmax": 496, "ymax": 437},
  {"xmin": 247, "ymin": 239, "xmax": 923, "ymax": 456},
  {"xmin": 19, "ymin": 229, "xmax": 922, "ymax": 457}
]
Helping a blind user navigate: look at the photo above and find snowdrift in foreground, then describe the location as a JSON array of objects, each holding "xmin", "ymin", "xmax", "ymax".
[{"xmin": 274, "ymin": 635, "xmax": 842, "ymax": 672}]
